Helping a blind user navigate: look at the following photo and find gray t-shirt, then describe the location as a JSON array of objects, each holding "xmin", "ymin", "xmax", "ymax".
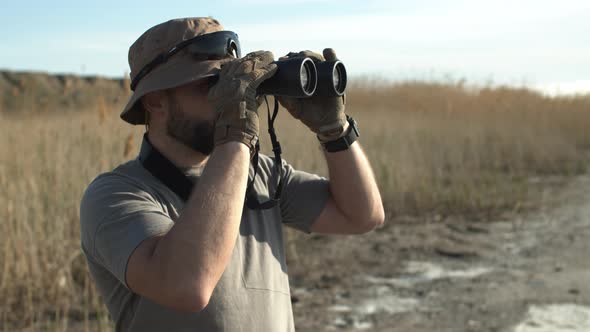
[{"xmin": 80, "ymin": 137, "xmax": 330, "ymax": 331}]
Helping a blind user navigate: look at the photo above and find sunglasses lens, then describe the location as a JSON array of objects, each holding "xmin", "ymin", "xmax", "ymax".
[{"xmin": 186, "ymin": 32, "xmax": 241, "ymax": 59}]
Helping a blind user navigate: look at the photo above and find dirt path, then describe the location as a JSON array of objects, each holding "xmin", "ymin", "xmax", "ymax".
[{"xmin": 290, "ymin": 175, "xmax": 590, "ymax": 332}]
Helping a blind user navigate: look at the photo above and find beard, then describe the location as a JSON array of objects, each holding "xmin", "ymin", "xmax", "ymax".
[{"xmin": 166, "ymin": 96, "xmax": 215, "ymax": 156}]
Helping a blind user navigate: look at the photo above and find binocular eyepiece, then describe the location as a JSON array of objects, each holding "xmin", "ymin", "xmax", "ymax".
[{"xmin": 257, "ymin": 57, "xmax": 347, "ymax": 98}]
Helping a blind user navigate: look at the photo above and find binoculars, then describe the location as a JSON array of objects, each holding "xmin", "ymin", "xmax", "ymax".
[{"xmin": 257, "ymin": 57, "xmax": 347, "ymax": 98}]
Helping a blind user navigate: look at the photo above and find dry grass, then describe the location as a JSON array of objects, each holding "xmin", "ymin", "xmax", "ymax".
[
  {"xmin": 0, "ymin": 80, "xmax": 589, "ymax": 330},
  {"xmin": 268, "ymin": 81, "xmax": 590, "ymax": 216}
]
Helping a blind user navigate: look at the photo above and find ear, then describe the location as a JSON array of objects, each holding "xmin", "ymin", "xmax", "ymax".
[{"xmin": 141, "ymin": 90, "xmax": 168, "ymax": 121}]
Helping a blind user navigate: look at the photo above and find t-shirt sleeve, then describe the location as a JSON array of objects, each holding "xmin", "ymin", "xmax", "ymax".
[
  {"xmin": 80, "ymin": 174, "xmax": 174, "ymax": 289},
  {"xmin": 279, "ymin": 159, "xmax": 331, "ymax": 234}
]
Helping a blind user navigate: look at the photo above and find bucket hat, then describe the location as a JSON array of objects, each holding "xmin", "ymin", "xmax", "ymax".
[{"xmin": 121, "ymin": 17, "xmax": 227, "ymax": 124}]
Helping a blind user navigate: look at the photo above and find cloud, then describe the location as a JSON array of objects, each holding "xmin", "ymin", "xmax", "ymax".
[
  {"xmin": 228, "ymin": 0, "xmax": 590, "ymax": 87},
  {"xmin": 232, "ymin": 0, "xmax": 590, "ymax": 44}
]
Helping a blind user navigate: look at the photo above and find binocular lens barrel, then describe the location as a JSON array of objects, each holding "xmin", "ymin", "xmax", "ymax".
[
  {"xmin": 255, "ymin": 56, "xmax": 347, "ymax": 98},
  {"xmin": 333, "ymin": 69, "xmax": 340, "ymax": 91},
  {"xmin": 300, "ymin": 65, "xmax": 310, "ymax": 92},
  {"xmin": 257, "ymin": 58, "xmax": 317, "ymax": 97},
  {"xmin": 314, "ymin": 60, "xmax": 347, "ymax": 97},
  {"xmin": 334, "ymin": 62, "xmax": 346, "ymax": 94}
]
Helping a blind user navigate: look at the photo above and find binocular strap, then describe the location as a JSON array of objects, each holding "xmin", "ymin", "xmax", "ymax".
[
  {"xmin": 139, "ymin": 97, "xmax": 283, "ymax": 211},
  {"xmin": 244, "ymin": 97, "xmax": 284, "ymax": 210}
]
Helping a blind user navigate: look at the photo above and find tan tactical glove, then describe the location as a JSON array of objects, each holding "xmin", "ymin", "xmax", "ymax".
[
  {"xmin": 277, "ymin": 48, "xmax": 347, "ymax": 142},
  {"xmin": 208, "ymin": 51, "xmax": 277, "ymax": 152}
]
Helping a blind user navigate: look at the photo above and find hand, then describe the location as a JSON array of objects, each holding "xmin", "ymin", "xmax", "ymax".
[
  {"xmin": 277, "ymin": 48, "xmax": 347, "ymax": 141},
  {"xmin": 208, "ymin": 51, "xmax": 278, "ymax": 151}
]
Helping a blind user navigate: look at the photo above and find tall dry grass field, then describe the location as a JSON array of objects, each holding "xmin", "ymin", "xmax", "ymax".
[{"xmin": 1, "ymin": 81, "xmax": 589, "ymax": 330}]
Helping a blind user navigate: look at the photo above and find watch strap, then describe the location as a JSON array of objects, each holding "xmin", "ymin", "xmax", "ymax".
[{"xmin": 320, "ymin": 115, "xmax": 359, "ymax": 152}]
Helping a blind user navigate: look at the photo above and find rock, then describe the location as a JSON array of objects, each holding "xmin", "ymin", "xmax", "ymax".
[
  {"xmin": 435, "ymin": 244, "xmax": 479, "ymax": 258},
  {"xmin": 568, "ymin": 288, "xmax": 580, "ymax": 295}
]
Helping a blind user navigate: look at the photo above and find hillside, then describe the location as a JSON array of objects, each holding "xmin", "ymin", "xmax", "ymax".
[{"xmin": 0, "ymin": 70, "xmax": 130, "ymax": 114}]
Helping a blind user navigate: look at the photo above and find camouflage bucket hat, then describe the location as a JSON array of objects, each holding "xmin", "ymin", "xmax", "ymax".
[{"xmin": 121, "ymin": 17, "xmax": 228, "ymax": 125}]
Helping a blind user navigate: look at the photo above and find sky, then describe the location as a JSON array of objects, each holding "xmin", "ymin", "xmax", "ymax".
[{"xmin": 1, "ymin": 0, "xmax": 589, "ymax": 95}]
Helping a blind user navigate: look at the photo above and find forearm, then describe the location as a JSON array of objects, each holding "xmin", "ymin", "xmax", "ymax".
[
  {"xmin": 151, "ymin": 142, "xmax": 250, "ymax": 304},
  {"xmin": 324, "ymin": 140, "xmax": 384, "ymax": 229}
]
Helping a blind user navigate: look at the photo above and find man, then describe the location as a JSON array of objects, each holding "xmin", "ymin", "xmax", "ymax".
[{"xmin": 80, "ymin": 17, "xmax": 384, "ymax": 331}]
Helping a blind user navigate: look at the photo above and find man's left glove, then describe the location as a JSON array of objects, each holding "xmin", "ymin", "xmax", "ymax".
[
  {"xmin": 208, "ymin": 51, "xmax": 278, "ymax": 152},
  {"xmin": 277, "ymin": 48, "xmax": 347, "ymax": 142}
]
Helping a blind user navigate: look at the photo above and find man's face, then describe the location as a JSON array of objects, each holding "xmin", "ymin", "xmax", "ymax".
[{"xmin": 165, "ymin": 78, "xmax": 216, "ymax": 155}]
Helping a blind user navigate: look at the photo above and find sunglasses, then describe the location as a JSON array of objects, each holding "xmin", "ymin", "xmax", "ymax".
[{"xmin": 130, "ymin": 30, "xmax": 241, "ymax": 91}]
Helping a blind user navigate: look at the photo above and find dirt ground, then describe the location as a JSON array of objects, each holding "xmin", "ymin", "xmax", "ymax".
[
  {"xmin": 19, "ymin": 176, "xmax": 590, "ymax": 332},
  {"xmin": 289, "ymin": 175, "xmax": 590, "ymax": 332}
]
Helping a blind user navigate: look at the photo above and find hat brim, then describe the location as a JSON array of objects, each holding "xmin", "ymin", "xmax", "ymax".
[{"xmin": 121, "ymin": 55, "xmax": 224, "ymax": 125}]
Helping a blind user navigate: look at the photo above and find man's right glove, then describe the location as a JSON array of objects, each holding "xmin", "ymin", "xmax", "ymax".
[
  {"xmin": 276, "ymin": 48, "xmax": 347, "ymax": 142},
  {"xmin": 208, "ymin": 51, "xmax": 277, "ymax": 152}
]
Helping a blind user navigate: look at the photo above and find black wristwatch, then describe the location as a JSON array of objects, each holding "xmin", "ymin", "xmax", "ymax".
[{"xmin": 320, "ymin": 115, "xmax": 360, "ymax": 152}]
